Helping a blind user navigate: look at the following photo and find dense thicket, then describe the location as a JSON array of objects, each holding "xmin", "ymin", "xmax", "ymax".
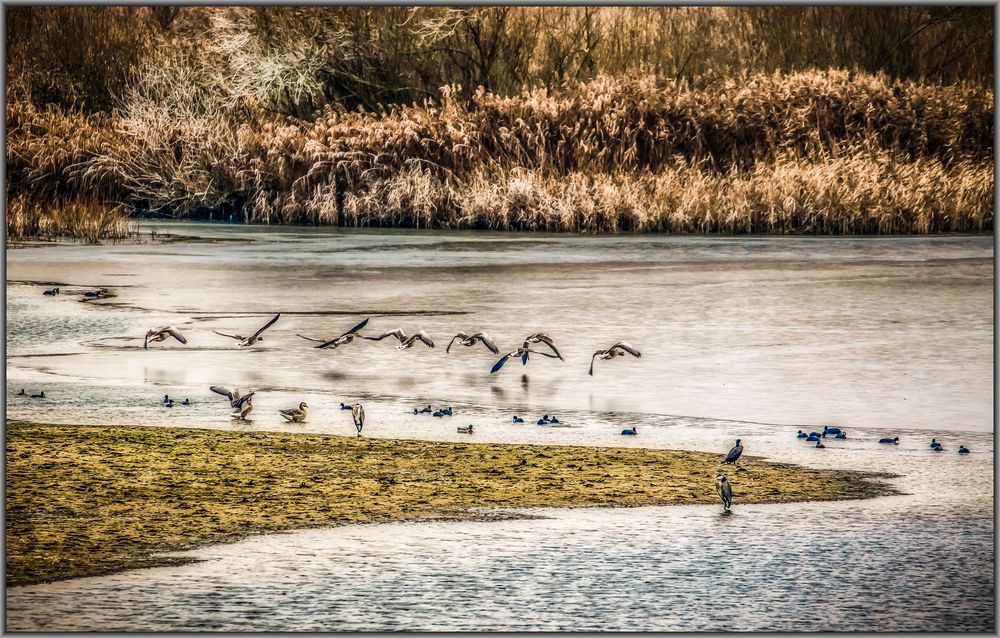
[{"xmin": 5, "ymin": 7, "xmax": 994, "ymax": 237}]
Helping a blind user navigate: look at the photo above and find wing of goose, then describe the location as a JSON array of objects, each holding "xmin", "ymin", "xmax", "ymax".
[
  {"xmin": 249, "ymin": 313, "xmax": 281, "ymax": 340},
  {"xmin": 340, "ymin": 317, "xmax": 369, "ymax": 337},
  {"xmin": 589, "ymin": 351, "xmax": 604, "ymax": 376},
  {"xmin": 491, "ymin": 352, "xmax": 517, "ymax": 374},
  {"xmin": 213, "ymin": 330, "xmax": 245, "ymax": 341},
  {"xmin": 165, "ymin": 326, "xmax": 187, "ymax": 344},
  {"xmin": 413, "ymin": 330, "xmax": 435, "ymax": 348},
  {"xmin": 523, "ymin": 334, "xmax": 562, "ymax": 360},
  {"xmin": 474, "ymin": 332, "xmax": 499, "ymax": 354},
  {"xmin": 446, "ymin": 333, "xmax": 468, "ymax": 354},
  {"xmin": 210, "ymin": 386, "xmax": 237, "ymax": 402},
  {"xmin": 361, "ymin": 330, "xmax": 405, "ymax": 342},
  {"xmin": 233, "ymin": 390, "xmax": 255, "ymax": 409},
  {"xmin": 610, "ymin": 341, "xmax": 642, "ymax": 358}
]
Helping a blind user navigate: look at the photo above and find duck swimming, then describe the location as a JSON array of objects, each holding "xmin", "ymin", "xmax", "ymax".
[
  {"xmin": 549, "ymin": 416, "xmax": 559, "ymax": 423},
  {"xmin": 823, "ymin": 426, "xmax": 842, "ymax": 436},
  {"xmin": 797, "ymin": 430, "xmax": 808, "ymax": 438},
  {"xmin": 30, "ymin": 391, "xmax": 45, "ymax": 399},
  {"xmin": 815, "ymin": 440, "xmax": 825, "ymax": 448},
  {"xmin": 958, "ymin": 446, "xmax": 970, "ymax": 454},
  {"xmin": 806, "ymin": 434, "xmax": 821, "ymax": 442},
  {"xmin": 181, "ymin": 399, "xmax": 191, "ymax": 406},
  {"xmin": 42, "ymin": 288, "xmax": 59, "ymax": 296},
  {"xmin": 340, "ymin": 403, "xmax": 352, "ymax": 410},
  {"xmin": 16, "ymin": 389, "xmax": 26, "ymax": 396},
  {"xmin": 879, "ymin": 437, "xmax": 900, "ymax": 444},
  {"xmin": 621, "ymin": 426, "xmax": 638, "ymax": 436},
  {"xmin": 512, "ymin": 416, "xmax": 524, "ymax": 423},
  {"xmin": 457, "ymin": 424, "xmax": 474, "ymax": 434},
  {"xmin": 440, "ymin": 406, "xmax": 453, "ymax": 416},
  {"xmin": 433, "ymin": 410, "xmax": 445, "ymax": 417},
  {"xmin": 834, "ymin": 431, "xmax": 847, "ymax": 439},
  {"xmin": 930, "ymin": 438, "xmax": 942, "ymax": 449}
]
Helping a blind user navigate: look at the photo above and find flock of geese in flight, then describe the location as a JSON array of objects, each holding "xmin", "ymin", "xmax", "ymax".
[{"xmin": 144, "ymin": 313, "xmax": 642, "ymax": 428}]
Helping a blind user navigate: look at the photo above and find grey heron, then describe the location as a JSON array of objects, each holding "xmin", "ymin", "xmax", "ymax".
[
  {"xmin": 144, "ymin": 325, "xmax": 187, "ymax": 349},
  {"xmin": 214, "ymin": 313, "xmax": 281, "ymax": 347},
  {"xmin": 715, "ymin": 474, "xmax": 733, "ymax": 511},
  {"xmin": 589, "ymin": 341, "xmax": 642, "ymax": 376}
]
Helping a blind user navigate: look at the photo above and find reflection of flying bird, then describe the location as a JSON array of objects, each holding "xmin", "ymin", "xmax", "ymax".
[
  {"xmin": 362, "ymin": 329, "xmax": 435, "ymax": 350},
  {"xmin": 490, "ymin": 347, "xmax": 561, "ymax": 374},
  {"xmin": 297, "ymin": 318, "xmax": 370, "ymax": 349},
  {"xmin": 446, "ymin": 332, "xmax": 499, "ymax": 355},
  {"xmin": 280, "ymin": 402, "xmax": 309, "ymax": 423},
  {"xmin": 144, "ymin": 325, "xmax": 187, "ymax": 350},
  {"xmin": 722, "ymin": 439, "xmax": 744, "ymax": 465},
  {"xmin": 716, "ymin": 474, "xmax": 733, "ymax": 511},
  {"xmin": 589, "ymin": 341, "xmax": 642, "ymax": 376},
  {"xmin": 520, "ymin": 333, "xmax": 562, "ymax": 364},
  {"xmin": 352, "ymin": 403, "xmax": 365, "ymax": 435},
  {"xmin": 214, "ymin": 313, "xmax": 280, "ymax": 347}
]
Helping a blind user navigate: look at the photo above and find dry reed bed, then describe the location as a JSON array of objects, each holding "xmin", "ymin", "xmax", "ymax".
[{"xmin": 6, "ymin": 70, "xmax": 994, "ymax": 235}]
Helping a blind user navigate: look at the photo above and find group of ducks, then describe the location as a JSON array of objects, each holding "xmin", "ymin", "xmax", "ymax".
[
  {"xmin": 512, "ymin": 414, "xmax": 562, "ymax": 425},
  {"xmin": 143, "ymin": 314, "xmax": 643, "ymax": 377},
  {"xmin": 14, "ymin": 389, "xmax": 45, "ymax": 398},
  {"xmin": 795, "ymin": 427, "xmax": 971, "ymax": 453},
  {"xmin": 42, "ymin": 287, "xmax": 107, "ymax": 299}
]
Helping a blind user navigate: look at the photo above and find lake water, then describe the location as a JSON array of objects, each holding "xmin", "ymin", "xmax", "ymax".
[{"xmin": 5, "ymin": 224, "xmax": 994, "ymax": 631}]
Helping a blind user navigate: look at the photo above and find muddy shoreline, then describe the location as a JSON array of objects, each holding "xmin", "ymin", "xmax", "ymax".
[{"xmin": 6, "ymin": 421, "xmax": 897, "ymax": 587}]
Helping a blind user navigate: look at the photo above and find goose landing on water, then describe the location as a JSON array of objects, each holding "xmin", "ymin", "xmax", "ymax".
[
  {"xmin": 589, "ymin": 341, "xmax": 642, "ymax": 376},
  {"xmin": 446, "ymin": 332, "xmax": 500, "ymax": 355},
  {"xmin": 144, "ymin": 326, "xmax": 187, "ymax": 350},
  {"xmin": 363, "ymin": 329, "xmax": 434, "ymax": 350},
  {"xmin": 214, "ymin": 313, "xmax": 280, "ymax": 348},
  {"xmin": 280, "ymin": 402, "xmax": 309, "ymax": 423}
]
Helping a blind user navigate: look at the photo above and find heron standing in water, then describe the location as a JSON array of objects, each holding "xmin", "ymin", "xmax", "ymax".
[
  {"xmin": 352, "ymin": 403, "xmax": 365, "ymax": 436},
  {"xmin": 716, "ymin": 474, "xmax": 733, "ymax": 511},
  {"xmin": 722, "ymin": 439, "xmax": 744, "ymax": 465}
]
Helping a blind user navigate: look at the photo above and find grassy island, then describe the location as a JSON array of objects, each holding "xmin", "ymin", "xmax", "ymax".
[{"xmin": 6, "ymin": 421, "xmax": 895, "ymax": 586}]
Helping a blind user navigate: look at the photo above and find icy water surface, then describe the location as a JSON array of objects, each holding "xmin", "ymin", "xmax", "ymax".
[{"xmin": 5, "ymin": 224, "xmax": 994, "ymax": 631}]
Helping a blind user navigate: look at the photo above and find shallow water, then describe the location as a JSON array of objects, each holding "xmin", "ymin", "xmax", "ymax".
[{"xmin": 5, "ymin": 224, "xmax": 994, "ymax": 631}]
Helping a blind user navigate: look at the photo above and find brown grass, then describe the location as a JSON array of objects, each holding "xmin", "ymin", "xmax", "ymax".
[
  {"xmin": 6, "ymin": 70, "xmax": 994, "ymax": 236},
  {"xmin": 6, "ymin": 421, "xmax": 894, "ymax": 586}
]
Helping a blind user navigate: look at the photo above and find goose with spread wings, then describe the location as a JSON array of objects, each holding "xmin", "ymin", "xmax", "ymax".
[
  {"xmin": 213, "ymin": 313, "xmax": 281, "ymax": 347},
  {"xmin": 520, "ymin": 333, "xmax": 562, "ymax": 364},
  {"xmin": 446, "ymin": 332, "xmax": 499, "ymax": 355},
  {"xmin": 210, "ymin": 386, "xmax": 255, "ymax": 410},
  {"xmin": 491, "ymin": 347, "xmax": 561, "ymax": 374},
  {"xmin": 297, "ymin": 318, "xmax": 370, "ymax": 349},
  {"xmin": 144, "ymin": 325, "xmax": 187, "ymax": 350},
  {"xmin": 362, "ymin": 329, "xmax": 435, "ymax": 350},
  {"xmin": 589, "ymin": 341, "xmax": 642, "ymax": 376}
]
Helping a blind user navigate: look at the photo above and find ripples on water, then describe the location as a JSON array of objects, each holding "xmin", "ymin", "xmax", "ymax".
[{"xmin": 5, "ymin": 225, "xmax": 994, "ymax": 631}]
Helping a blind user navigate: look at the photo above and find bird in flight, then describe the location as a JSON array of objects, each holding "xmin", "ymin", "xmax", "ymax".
[
  {"xmin": 520, "ymin": 333, "xmax": 562, "ymax": 364},
  {"xmin": 362, "ymin": 329, "xmax": 435, "ymax": 350},
  {"xmin": 446, "ymin": 332, "xmax": 500, "ymax": 355},
  {"xmin": 210, "ymin": 386, "xmax": 253, "ymax": 409},
  {"xmin": 214, "ymin": 313, "xmax": 280, "ymax": 347},
  {"xmin": 144, "ymin": 325, "xmax": 187, "ymax": 350},
  {"xmin": 491, "ymin": 347, "xmax": 561, "ymax": 374},
  {"xmin": 589, "ymin": 341, "xmax": 642, "ymax": 376},
  {"xmin": 297, "ymin": 318, "xmax": 370, "ymax": 349}
]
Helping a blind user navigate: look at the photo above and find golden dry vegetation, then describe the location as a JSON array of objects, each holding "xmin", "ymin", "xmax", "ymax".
[{"xmin": 6, "ymin": 421, "xmax": 894, "ymax": 586}]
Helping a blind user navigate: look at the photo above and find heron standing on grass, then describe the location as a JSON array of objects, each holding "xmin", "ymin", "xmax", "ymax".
[
  {"xmin": 716, "ymin": 474, "xmax": 733, "ymax": 511},
  {"xmin": 352, "ymin": 403, "xmax": 365, "ymax": 436}
]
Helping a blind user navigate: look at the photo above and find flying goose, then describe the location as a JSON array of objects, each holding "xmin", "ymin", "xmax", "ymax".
[
  {"xmin": 297, "ymin": 318, "xmax": 370, "ymax": 350},
  {"xmin": 490, "ymin": 347, "xmax": 560, "ymax": 374},
  {"xmin": 446, "ymin": 332, "xmax": 500, "ymax": 355},
  {"xmin": 520, "ymin": 333, "xmax": 562, "ymax": 364},
  {"xmin": 280, "ymin": 402, "xmax": 309, "ymax": 423},
  {"xmin": 214, "ymin": 313, "xmax": 281, "ymax": 347},
  {"xmin": 210, "ymin": 386, "xmax": 254, "ymax": 410},
  {"xmin": 362, "ymin": 329, "xmax": 435, "ymax": 350},
  {"xmin": 144, "ymin": 325, "xmax": 187, "ymax": 350},
  {"xmin": 352, "ymin": 403, "xmax": 365, "ymax": 435},
  {"xmin": 589, "ymin": 341, "xmax": 642, "ymax": 376}
]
